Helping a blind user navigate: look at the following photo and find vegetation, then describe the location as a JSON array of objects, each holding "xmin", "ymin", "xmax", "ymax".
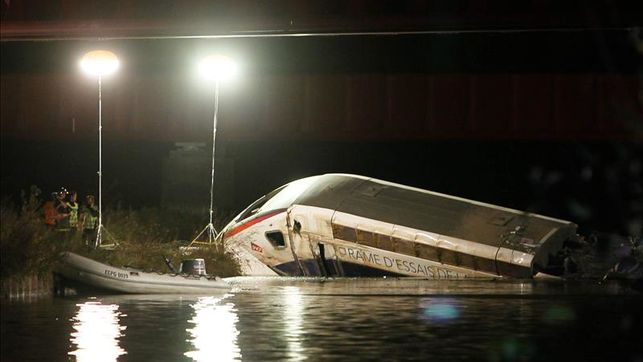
[{"xmin": 0, "ymin": 186, "xmax": 241, "ymax": 282}]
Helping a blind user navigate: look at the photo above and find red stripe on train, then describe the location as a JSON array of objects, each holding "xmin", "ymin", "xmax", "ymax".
[{"xmin": 224, "ymin": 209, "xmax": 285, "ymax": 238}]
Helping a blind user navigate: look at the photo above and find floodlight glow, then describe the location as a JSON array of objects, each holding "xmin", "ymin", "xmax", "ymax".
[
  {"xmin": 78, "ymin": 49, "xmax": 120, "ymax": 248},
  {"xmin": 80, "ymin": 50, "xmax": 120, "ymax": 77},
  {"xmin": 198, "ymin": 55, "xmax": 238, "ymax": 82},
  {"xmin": 189, "ymin": 54, "xmax": 239, "ymax": 246}
]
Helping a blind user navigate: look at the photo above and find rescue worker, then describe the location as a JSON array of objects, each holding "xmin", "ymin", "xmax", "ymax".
[
  {"xmin": 80, "ymin": 194, "xmax": 99, "ymax": 246},
  {"xmin": 67, "ymin": 191, "xmax": 80, "ymax": 231},
  {"xmin": 43, "ymin": 192, "xmax": 58, "ymax": 228},
  {"xmin": 54, "ymin": 188, "xmax": 70, "ymax": 233}
]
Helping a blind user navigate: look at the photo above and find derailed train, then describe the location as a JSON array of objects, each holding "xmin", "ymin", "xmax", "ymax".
[{"xmin": 219, "ymin": 174, "xmax": 578, "ymax": 278}]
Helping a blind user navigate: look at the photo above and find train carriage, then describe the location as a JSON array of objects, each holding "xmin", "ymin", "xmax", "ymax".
[{"xmin": 220, "ymin": 174, "xmax": 577, "ymax": 278}]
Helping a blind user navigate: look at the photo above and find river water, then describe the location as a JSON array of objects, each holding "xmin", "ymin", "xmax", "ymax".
[{"xmin": 2, "ymin": 277, "xmax": 642, "ymax": 361}]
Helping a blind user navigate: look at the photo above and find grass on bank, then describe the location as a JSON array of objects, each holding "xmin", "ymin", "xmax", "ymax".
[{"xmin": 0, "ymin": 186, "xmax": 241, "ymax": 282}]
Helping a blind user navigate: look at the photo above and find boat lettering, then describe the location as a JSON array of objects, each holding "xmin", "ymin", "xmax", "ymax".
[
  {"xmin": 104, "ymin": 269, "xmax": 129, "ymax": 279},
  {"xmin": 336, "ymin": 246, "xmax": 464, "ymax": 278}
]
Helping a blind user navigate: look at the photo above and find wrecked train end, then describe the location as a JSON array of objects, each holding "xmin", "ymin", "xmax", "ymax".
[{"xmin": 221, "ymin": 174, "xmax": 579, "ymax": 278}]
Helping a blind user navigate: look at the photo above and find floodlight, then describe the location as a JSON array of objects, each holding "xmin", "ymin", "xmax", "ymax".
[
  {"xmin": 190, "ymin": 54, "xmax": 238, "ymax": 247},
  {"xmin": 80, "ymin": 50, "xmax": 120, "ymax": 77},
  {"xmin": 198, "ymin": 55, "xmax": 238, "ymax": 82},
  {"xmin": 79, "ymin": 49, "xmax": 120, "ymax": 248}
]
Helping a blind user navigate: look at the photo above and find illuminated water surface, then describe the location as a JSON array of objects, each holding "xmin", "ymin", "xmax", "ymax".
[
  {"xmin": 68, "ymin": 301, "xmax": 127, "ymax": 361},
  {"xmin": 184, "ymin": 295, "xmax": 241, "ymax": 361},
  {"xmin": 1, "ymin": 278, "xmax": 642, "ymax": 361}
]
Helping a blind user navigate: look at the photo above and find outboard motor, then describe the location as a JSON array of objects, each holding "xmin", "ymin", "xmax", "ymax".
[{"xmin": 179, "ymin": 259, "xmax": 207, "ymax": 276}]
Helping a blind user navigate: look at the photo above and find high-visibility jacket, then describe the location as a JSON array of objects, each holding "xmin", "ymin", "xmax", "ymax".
[
  {"xmin": 82, "ymin": 205, "xmax": 99, "ymax": 230},
  {"xmin": 67, "ymin": 202, "xmax": 79, "ymax": 228}
]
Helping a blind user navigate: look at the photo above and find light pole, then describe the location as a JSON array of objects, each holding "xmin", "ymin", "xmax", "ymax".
[
  {"xmin": 190, "ymin": 55, "xmax": 238, "ymax": 247},
  {"xmin": 80, "ymin": 50, "xmax": 119, "ymax": 248}
]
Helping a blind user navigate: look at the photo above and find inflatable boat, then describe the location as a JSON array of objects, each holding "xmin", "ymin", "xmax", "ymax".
[{"xmin": 56, "ymin": 252, "xmax": 230, "ymax": 294}]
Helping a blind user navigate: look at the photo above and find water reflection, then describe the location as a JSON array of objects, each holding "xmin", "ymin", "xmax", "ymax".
[
  {"xmin": 185, "ymin": 294, "xmax": 241, "ymax": 361},
  {"xmin": 3, "ymin": 279, "xmax": 640, "ymax": 362},
  {"xmin": 420, "ymin": 298, "xmax": 461, "ymax": 323},
  {"xmin": 68, "ymin": 301, "xmax": 127, "ymax": 362},
  {"xmin": 283, "ymin": 286, "xmax": 305, "ymax": 361},
  {"xmin": 543, "ymin": 304, "xmax": 576, "ymax": 324}
]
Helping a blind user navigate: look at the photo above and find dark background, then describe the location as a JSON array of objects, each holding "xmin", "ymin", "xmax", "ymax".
[{"xmin": 1, "ymin": 0, "xmax": 642, "ymax": 238}]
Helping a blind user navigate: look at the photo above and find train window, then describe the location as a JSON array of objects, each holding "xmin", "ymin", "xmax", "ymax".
[
  {"xmin": 235, "ymin": 186, "xmax": 286, "ymax": 222},
  {"xmin": 266, "ymin": 231, "xmax": 286, "ymax": 248},
  {"xmin": 261, "ymin": 177, "xmax": 317, "ymax": 211},
  {"xmin": 234, "ymin": 177, "xmax": 316, "ymax": 223}
]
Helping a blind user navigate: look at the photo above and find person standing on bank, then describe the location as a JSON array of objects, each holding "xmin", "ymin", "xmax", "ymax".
[
  {"xmin": 67, "ymin": 191, "xmax": 80, "ymax": 233},
  {"xmin": 80, "ymin": 194, "xmax": 99, "ymax": 246},
  {"xmin": 43, "ymin": 192, "xmax": 58, "ymax": 228},
  {"xmin": 54, "ymin": 188, "xmax": 70, "ymax": 233}
]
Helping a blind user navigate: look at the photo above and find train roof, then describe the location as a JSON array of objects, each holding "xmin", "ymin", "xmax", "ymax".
[{"xmin": 287, "ymin": 174, "xmax": 576, "ymax": 250}]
